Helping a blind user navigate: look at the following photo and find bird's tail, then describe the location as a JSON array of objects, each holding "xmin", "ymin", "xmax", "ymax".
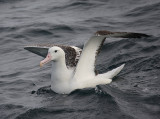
[
  {"xmin": 92, "ymin": 64, "xmax": 125, "ymax": 86},
  {"xmin": 102, "ymin": 64, "xmax": 125, "ymax": 79}
]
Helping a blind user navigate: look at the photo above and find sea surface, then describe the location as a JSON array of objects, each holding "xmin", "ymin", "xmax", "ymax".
[{"xmin": 0, "ymin": 0, "xmax": 160, "ymax": 119}]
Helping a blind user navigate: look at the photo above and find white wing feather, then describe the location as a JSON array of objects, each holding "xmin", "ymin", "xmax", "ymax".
[{"xmin": 74, "ymin": 36, "xmax": 106, "ymax": 80}]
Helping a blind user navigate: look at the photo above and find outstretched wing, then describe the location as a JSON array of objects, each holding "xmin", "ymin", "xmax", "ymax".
[
  {"xmin": 24, "ymin": 44, "xmax": 82, "ymax": 68},
  {"xmin": 74, "ymin": 30, "xmax": 150, "ymax": 80},
  {"xmin": 95, "ymin": 30, "xmax": 150, "ymax": 38}
]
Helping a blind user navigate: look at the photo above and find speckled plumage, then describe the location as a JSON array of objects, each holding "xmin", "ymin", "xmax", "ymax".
[{"xmin": 24, "ymin": 44, "xmax": 82, "ymax": 68}]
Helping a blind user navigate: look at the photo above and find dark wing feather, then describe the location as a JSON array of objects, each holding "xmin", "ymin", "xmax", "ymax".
[
  {"xmin": 95, "ymin": 30, "xmax": 150, "ymax": 38},
  {"xmin": 24, "ymin": 44, "xmax": 82, "ymax": 68}
]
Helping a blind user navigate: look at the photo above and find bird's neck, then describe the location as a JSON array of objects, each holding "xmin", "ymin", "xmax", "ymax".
[
  {"xmin": 50, "ymin": 57, "xmax": 73, "ymax": 93},
  {"xmin": 51, "ymin": 57, "xmax": 70, "ymax": 81}
]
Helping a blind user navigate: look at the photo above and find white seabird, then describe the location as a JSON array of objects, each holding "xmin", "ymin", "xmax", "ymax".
[{"xmin": 24, "ymin": 30, "xmax": 149, "ymax": 94}]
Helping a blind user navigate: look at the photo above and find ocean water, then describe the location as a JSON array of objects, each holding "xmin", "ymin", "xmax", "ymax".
[{"xmin": 0, "ymin": 0, "xmax": 160, "ymax": 119}]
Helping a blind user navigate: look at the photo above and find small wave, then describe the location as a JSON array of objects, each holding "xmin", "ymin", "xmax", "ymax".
[
  {"xmin": 49, "ymin": 25, "xmax": 74, "ymax": 32},
  {"xmin": 0, "ymin": 104, "xmax": 26, "ymax": 119},
  {"xmin": 0, "ymin": 26, "xmax": 19, "ymax": 33},
  {"xmin": 143, "ymin": 95, "xmax": 160, "ymax": 105},
  {"xmin": 124, "ymin": 2, "xmax": 160, "ymax": 17},
  {"xmin": 0, "ymin": 0, "xmax": 22, "ymax": 4},
  {"xmin": 15, "ymin": 107, "xmax": 96, "ymax": 119},
  {"xmin": 1, "ymin": 79, "xmax": 36, "ymax": 92},
  {"xmin": 24, "ymin": 29, "xmax": 53, "ymax": 37},
  {"xmin": 0, "ymin": 72, "xmax": 22, "ymax": 79},
  {"xmin": 69, "ymin": 88, "xmax": 96, "ymax": 96},
  {"xmin": 134, "ymin": 54, "xmax": 160, "ymax": 71},
  {"xmin": 140, "ymin": 45, "xmax": 160, "ymax": 53},
  {"xmin": 22, "ymin": 24, "xmax": 74, "ymax": 38},
  {"xmin": 45, "ymin": 1, "xmax": 95, "ymax": 13}
]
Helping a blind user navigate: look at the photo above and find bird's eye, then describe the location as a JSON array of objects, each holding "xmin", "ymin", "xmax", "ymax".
[{"xmin": 54, "ymin": 50, "xmax": 57, "ymax": 53}]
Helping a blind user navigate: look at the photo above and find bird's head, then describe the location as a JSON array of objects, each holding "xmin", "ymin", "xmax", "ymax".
[{"xmin": 40, "ymin": 46, "xmax": 65, "ymax": 67}]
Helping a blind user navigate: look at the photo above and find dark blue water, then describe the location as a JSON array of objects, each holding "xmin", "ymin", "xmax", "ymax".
[{"xmin": 0, "ymin": 0, "xmax": 160, "ymax": 119}]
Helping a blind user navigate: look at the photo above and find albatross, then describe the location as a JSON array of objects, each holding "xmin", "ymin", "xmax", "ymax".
[{"xmin": 24, "ymin": 30, "xmax": 149, "ymax": 94}]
